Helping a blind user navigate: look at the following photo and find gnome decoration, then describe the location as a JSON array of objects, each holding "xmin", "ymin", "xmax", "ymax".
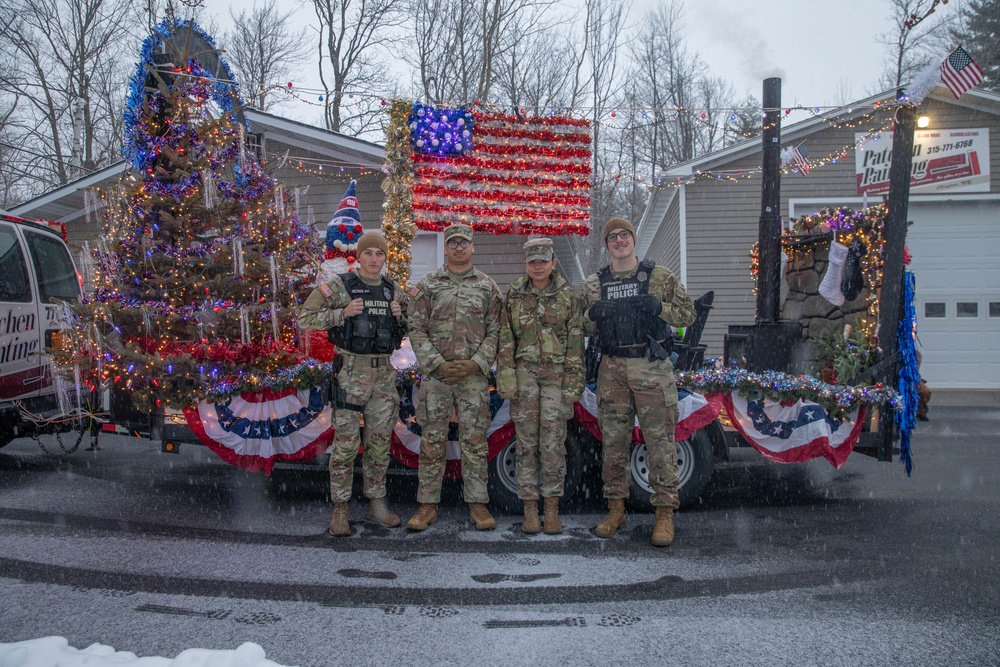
[
  {"xmin": 307, "ymin": 180, "xmax": 366, "ymax": 361},
  {"xmin": 317, "ymin": 180, "xmax": 364, "ymax": 284}
]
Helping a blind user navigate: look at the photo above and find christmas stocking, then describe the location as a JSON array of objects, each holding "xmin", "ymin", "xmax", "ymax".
[{"xmin": 819, "ymin": 240, "xmax": 848, "ymax": 306}]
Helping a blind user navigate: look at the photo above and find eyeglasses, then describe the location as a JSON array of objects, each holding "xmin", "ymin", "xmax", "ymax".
[
  {"xmin": 606, "ymin": 230, "xmax": 632, "ymax": 242},
  {"xmin": 446, "ymin": 239, "xmax": 471, "ymax": 249}
]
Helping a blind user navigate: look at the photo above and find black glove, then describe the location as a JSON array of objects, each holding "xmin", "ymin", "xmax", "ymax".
[
  {"xmin": 588, "ymin": 299, "xmax": 618, "ymax": 322},
  {"xmin": 632, "ymin": 295, "xmax": 662, "ymax": 317}
]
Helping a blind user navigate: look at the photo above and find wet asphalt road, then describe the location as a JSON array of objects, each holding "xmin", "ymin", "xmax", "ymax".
[{"xmin": 0, "ymin": 403, "xmax": 998, "ymax": 666}]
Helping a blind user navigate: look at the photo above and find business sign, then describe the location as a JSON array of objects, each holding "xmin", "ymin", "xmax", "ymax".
[{"xmin": 855, "ymin": 128, "xmax": 990, "ymax": 195}]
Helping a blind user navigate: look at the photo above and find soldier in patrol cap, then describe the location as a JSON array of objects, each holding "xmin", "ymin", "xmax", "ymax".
[
  {"xmin": 298, "ymin": 230, "xmax": 407, "ymax": 537},
  {"xmin": 581, "ymin": 217, "xmax": 696, "ymax": 547},
  {"xmin": 497, "ymin": 237, "xmax": 585, "ymax": 534},
  {"xmin": 406, "ymin": 223, "xmax": 503, "ymax": 532}
]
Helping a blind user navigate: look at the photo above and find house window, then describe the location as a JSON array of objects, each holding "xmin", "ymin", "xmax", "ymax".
[
  {"xmin": 990, "ymin": 302, "xmax": 1000, "ymax": 318},
  {"xmin": 956, "ymin": 302, "xmax": 978, "ymax": 318},
  {"xmin": 924, "ymin": 302, "xmax": 946, "ymax": 318}
]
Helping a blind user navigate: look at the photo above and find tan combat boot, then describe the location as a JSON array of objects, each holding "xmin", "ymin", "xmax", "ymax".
[
  {"xmin": 542, "ymin": 497, "xmax": 563, "ymax": 534},
  {"xmin": 406, "ymin": 503, "xmax": 437, "ymax": 531},
  {"xmin": 594, "ymin": 498, "xmax": 626, "ymax": 538},
  {"xmin": 367, "ymin": 497, "xmax": 402, "ymax": 528},
  {"xmin": 522, "ymin": 500, "xmax": 541, "ymax": 534},
  {"xmin": 651, "ymin": 507, "xmax": 675, "ymax": 547},
  {"xmin": 327, "ymin": 502, "xmax": 351, "ymax": 537},
  {"xmin": 468, "ymin": 503, "xmax": 497, "ymax": 530}
]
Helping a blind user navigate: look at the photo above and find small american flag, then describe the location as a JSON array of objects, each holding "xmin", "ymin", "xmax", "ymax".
[
  {"xmin": 407, "ymin": 103, "xmax": 592, "ymax": 236},
  {"xmin": 939, "ymin": 46, "xmax": 985, "ymax": 99},
  {"xmin": 791, "ymin": 145, "xmax": 810, "ymax": 175}
]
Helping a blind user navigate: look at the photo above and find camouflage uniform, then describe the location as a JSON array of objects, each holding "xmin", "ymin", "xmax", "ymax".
[
  {"xmin": 408, "ymin": 264, "xmax": 503, "ymax": 505},
  {"xmin": 581, "ymin": 264, "xmax": 696, "ymax": 508},
  {"xmin": 497, "ymin": 271, "xmax": 585, "ymax": 500},
  {"xmin": 298, "ymin": 274, "xmax": 407, "ymax": 502}
]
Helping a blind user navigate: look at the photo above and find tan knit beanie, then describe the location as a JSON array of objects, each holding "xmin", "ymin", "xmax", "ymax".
[
  {"xmin": 356, "ymin": 230, "xmax": 389, "ymax": 255},
  {"xmin": 602, "ymin": 217, "xmax": 636, "ymax": 242}
]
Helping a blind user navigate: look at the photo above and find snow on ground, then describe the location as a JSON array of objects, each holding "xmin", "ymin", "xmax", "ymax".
[{"xmin": 0, "ymin": 637, "xmax": 293, "ymax": 667}]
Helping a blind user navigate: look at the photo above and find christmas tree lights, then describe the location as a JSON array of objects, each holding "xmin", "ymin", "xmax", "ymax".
[{"xmin": 52, "ymin": 19, "xmax": 324, "ymax": 413}]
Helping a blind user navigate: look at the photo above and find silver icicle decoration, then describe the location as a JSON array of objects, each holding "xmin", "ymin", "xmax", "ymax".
[
  {"xmin": 240, "ymin": 306, "xmax": 250, "ymax": 344},
  {"xmin": 270, "ymin": 255, "xmax": 278, "ymax": 297},
  {"xmin": 232, "ymin": 238, "xmax": 244, "ymax": 276},
  {"xmin": 274, "ymin": 184, "xmax": 285, "ymax": 221},
  {"xmin": 202, "ymin": 171, "xmax": 216, "ymax": 209},
  {"xmin": 271, "ymin": 303, "xmax": 279, "ymax": 340}
]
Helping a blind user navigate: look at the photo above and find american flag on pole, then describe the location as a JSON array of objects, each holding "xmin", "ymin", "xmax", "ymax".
[
  {"xmin": 407, "ymin": 103, "xmax": 592, "ymax": 236},
  {"xmin": 939, "ymin": 46, "xmax": 985, "ymax": 99},
  {"xmin": 791, "ymin": 144, "xmax": 810, "ymax": 175}
]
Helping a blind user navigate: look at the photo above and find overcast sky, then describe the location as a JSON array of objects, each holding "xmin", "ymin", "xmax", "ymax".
[{"xmin": 199, "ymin": 0, "xmax": 946, "ymax": 122}]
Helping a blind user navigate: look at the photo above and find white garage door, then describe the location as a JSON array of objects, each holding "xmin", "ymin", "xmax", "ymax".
[{"xmin": 906, "ymin": 199, "xmax": 1000, "ymax": 389}]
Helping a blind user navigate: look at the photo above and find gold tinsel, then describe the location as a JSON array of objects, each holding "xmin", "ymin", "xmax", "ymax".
[{"xmin": 381, "ymin": 99, "xmax": 417, "ymax": 289}]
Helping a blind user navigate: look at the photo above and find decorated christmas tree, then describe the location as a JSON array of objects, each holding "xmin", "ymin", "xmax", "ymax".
[{"xmin": 54, "ymin": 20, "xmax": 324, "ymax": 415}]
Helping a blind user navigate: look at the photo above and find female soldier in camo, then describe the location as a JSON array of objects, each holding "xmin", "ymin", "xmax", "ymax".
[{"xmin": 497, "ymin": 237, "xmax": 585, "ymax": 534}]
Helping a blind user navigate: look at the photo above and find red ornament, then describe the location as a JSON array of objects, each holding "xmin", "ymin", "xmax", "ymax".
[
  {"xmin": 381, "ymin": 99, "xmax": 387, "ymax": 106},
  {"xmin": 700, "ymin": 113, "xmax": 706, "ymax": 119},
  {"xmin": 610, "ymin": 112, "xmax": 616, "ymax": 118},
  {"xmin": 338, "ymin": 223, "xmax": 347, "ymax": 232},
  {"xmin": 346, "ymin": 232, "xmax": 355, "ymax": 240},
  {"xmin": 287, "ymin": 82, "xmax": 293, "ymax": 88},
  {"xmin": 354, "ymin": 224, "xmax": 363, "ymax": 233}
]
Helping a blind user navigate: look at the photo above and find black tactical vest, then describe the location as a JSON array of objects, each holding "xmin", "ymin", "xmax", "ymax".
[
  {"xmin": 596, "ymin": 259, "xmax": 672, "ymax": 358},
  {"xmin": 328, "ymin": 273, "xmax": 404, "ymax": 354}
]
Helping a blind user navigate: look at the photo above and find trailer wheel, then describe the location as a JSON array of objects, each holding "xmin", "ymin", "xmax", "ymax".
[
  {"xmin": 487, "ymin": 420, "xmax": 587, "ymax": 514},
  {"xmin": 627, "ymin": 426, "xmax": 714, "ymax": 511}
]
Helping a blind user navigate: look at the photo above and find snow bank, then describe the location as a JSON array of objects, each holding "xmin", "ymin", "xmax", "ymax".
[{"xmin": 0, "ymin": 637, "xmax": 294, "ymax": 667}]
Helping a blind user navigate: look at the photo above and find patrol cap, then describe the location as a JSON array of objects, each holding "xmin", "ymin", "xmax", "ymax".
[
  {"xmin": 356, "ymin": 230, "xmax": 389, "ymax": 255},
  {"xmin": 523, "ymin": 237, "xmax": 554, "ymax": 262},
  {"xmin": 443, "ymin": 224, "xmax": 474, "ymax": 242},
  {"xmin": 603, "ymin": 217, "xmax": 636, "ymax": 242}
]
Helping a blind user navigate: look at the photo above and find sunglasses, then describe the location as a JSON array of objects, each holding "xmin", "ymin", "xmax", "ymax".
[
  {"xmin": 606, "ymin": 230, "xmax": 632, "ymax": 242},
  {"xmin": 446, "ymin": 239, "xmax": 472, "ymax": 249}
]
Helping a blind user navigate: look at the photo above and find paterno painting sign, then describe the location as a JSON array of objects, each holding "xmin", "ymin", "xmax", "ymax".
[{"xmin": 855, "ymin": 128, "xmax": 990, "ymax": 195}]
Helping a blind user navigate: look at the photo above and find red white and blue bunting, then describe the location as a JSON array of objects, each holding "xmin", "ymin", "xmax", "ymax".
[
  {"xmin": 184, "ymin": 387, "xmax": 334, "ymax": 474},
  {"xmin": 721, "ymin": 393, "xmax": 866, "ymax": 468}
]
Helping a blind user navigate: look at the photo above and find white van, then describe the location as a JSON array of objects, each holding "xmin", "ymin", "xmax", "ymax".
[{"xmin": 0, "ymin": 210, "xmax": 83, "ymax": 447}]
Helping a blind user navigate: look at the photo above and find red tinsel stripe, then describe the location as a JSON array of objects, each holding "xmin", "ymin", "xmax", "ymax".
[
  {"xmin": 128, "ymin": 338, "xmax": 300, "ymax": 362},
  {"xmin": 412, "ymin": 184, "xmax": 590, "ymax": 208},
  {"xmin": 411, "ymin": 152, "xmax": 591, "ymax": 175},
  {"xmin": 474, "ymin": 124, "xmax": 592, "ymax": 144},
  {"xmin": 472, "ymin": 112, "xmax": 591, "ymax": 128},
  {"xmin": 414, "ymin": 218, "xmax": 590, "ymax": 236},
  {"xmin": 411, "ymin": 201, "xmax": 590, "ymax": 221},
  {"xmin": 413, "ymin": 166, "xmax": 592, "ymax": 190},
  {"xmin": 471, "ymin": 143, "xmax": 592, "ymax": 160}
]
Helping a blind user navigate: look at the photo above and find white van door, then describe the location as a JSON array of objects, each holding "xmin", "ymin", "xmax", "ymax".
[
  {"xmin": 0, "ymin": 221, "xmax": 43, "ymax": 401},
  {"xmin": 20, "ymin": 227, "xmax": 82, "ymax": 399}
]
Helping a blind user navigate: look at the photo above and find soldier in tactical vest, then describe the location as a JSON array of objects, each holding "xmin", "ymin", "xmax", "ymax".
[
  {"xmin": 497, "ymin": 237, "xmax": 585, "ymax": 534},
  {"xmin": 406, "ymin": 224, "xmax": 503, "ymax": 532},
  {"xmin": 581, "ymin": 217, "xmax": 696, "ymax": 547},
  {"xmin": 298, "ymin": 231, "xmax": 407, "ymax": 537}
]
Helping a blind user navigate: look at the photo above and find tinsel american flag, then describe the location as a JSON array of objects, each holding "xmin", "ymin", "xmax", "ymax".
[{"xmin": 408, "ymin": 104, "xmax": 592, "ymax": 236}]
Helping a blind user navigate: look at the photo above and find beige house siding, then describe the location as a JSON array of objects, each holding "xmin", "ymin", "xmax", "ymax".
[{"xmin": 645, "ymin": 194, "xmax": 681, "ymax": 276}]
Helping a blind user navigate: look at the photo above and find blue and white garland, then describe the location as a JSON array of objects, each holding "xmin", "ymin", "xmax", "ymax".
[
  {"xmin": 123, "ymin": 18, "xmax": 246, "ymax": 169},
  {"xmin": 896, "ymin": 271, "xmax": 919, "ymax": 475}
]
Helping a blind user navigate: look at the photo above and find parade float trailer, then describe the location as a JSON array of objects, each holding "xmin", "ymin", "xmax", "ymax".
[{"xmin": 3, "ymin": 25, "xmax": 910, "ymax": 514}]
